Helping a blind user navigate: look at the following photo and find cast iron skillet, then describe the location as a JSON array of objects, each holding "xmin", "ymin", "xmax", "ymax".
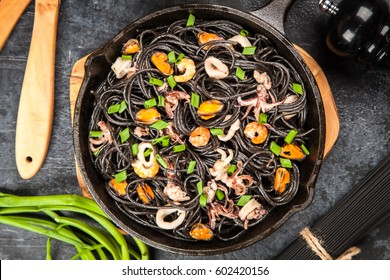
[{"xmin": 74, "ymin": 0, "xmax": 325, "ymax": 255}]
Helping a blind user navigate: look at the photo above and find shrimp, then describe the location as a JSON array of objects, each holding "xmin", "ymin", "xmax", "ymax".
[
  {"xmin": 244, "ymin": 122, "xmax": 268, "ymax": 144},
  {"xmin": 174, "ymin": 58, "xmax": 196, "ymax": 82},
  {"xmin": 188, "ymin": 127, "xmax": 211, "ymax": 147}
]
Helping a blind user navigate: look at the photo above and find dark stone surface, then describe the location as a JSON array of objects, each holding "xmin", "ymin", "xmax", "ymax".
[{"xmin": 0, "ymin": 0, "xmax": 388, "ymax": 260}]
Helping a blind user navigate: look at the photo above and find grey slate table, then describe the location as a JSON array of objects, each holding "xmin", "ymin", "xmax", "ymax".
[{"xmin": 0, "ymin": 0, "xmax": 389, "ymax": 260}]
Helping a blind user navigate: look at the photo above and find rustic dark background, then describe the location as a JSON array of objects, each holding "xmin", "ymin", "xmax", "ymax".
[{"xmin": 0, "ymin": 0, "xmax": 389, "ymax": 260}]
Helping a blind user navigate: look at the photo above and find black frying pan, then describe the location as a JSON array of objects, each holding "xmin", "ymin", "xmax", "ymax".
[{"xmin": 73, "ymin": 0, "xmax": 325, "ymax": 255}]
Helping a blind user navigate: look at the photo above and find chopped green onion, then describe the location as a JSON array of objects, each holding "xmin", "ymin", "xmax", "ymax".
[
  {"xmin": 210, "ymin": 128, "xmax": 224, "ymax": 136},
  {"xmin": 242, "ymin": 46, "xmax": 257, "ymax": 55},
  {"xmin": 239, "ymin": 29, "xmax": 249, "ymax": 37},
  {"xmin": 292, "ymin": 83, "xmax": 303, "ymax": 95},
  {"xmin": 162, "ymin": 137, "xmax": 170, "ymax": 147},
  {"xmin": 270, "ymin": 141, "xmax": 281, "ymax": 156},
  {"xmin": 280, "ymin": 158, "xmax": 293, "ymax": 168},
  {"xmin": 197, "ymin": 181, "xmax": 203, "ymax": 194},
  {"xmin": 190, "ymin": 92, "xmax": 200, "ymax": 108},
  {"xmin": 301, "ymin": 144, "xmax": 310, "ymax": 155},
  {"xmin": 152, "ymin": 135, "xmax": 170, "ymax": 145},
  {"xmin": 173, "ymin": 144, "xmax": 186, "ymax": 153},
  {"xmin": 93, "ymin": 150, "xmax": 100, "ymax": 157},
  {"xmin": 108, "ymin": 103, "xmax": 121, "ymax": 114},
  {"xmin": 149, "ymin": 77, "xmax": 164, "ymax": 87},
  {"xmin": 157, "ymin": 95, "xmax": 165, "ymax": 107},
  {"xmin": 199, "ymin": 194, "xmax": 207, "ymax": 207},
  {"xmin": 175, "ymin": 53, "xmax": 185, "ymax": 64},
  {"xmin": 118, "ymin": 100, "xmax": 127, "ymax": 114},
  {"xmin": 258, "ymin": 113, "xmax": 268, "ymax": 124},
  {"xmin": 114, "ymin": 170, "xmax": 127, "ymax": 183},
  {"xmin": 186, "ymin": 13, "xmax": 195, "ymax": 27},
  {"xmin": 167, "ymin": 75, "xmax": 176, "ymax": 89},
  {"xmin": 235, "ymin": 67, "xmax": 246, "ymax": 80},
  {"xmin": 168, "ymin": 51, "xmax": 176, "ymax": 63},
  {"xmin": 89, "ymin": 131, "xmax": 102, "ymax": 138},
  {"xmin": 131, "ymin": 143, "xmax": 139, "ymax": 156},
  {"xmin": 227, "ymin": 164, "xmax": 237, "ymax": 175},
  {"xmin": 144, "ymin": 98, "xmax": 157, "ymax": 108},
  {"xmin": 144, "ymin": 148, "xmax": 153, "ymax": 157},
  {"xmin": 186, "ymin": 161, "xmax": 196, "ymax": 174},
  {"xmin": 156, "ymin": 154, "xmax": 168, "ymax": 168},
  {"xmin": 121, "ymin": 54, "xmax": 132, "ymax": 60},
  {"xmin": 216, "ymin": 189, "xmax": 225, "ymax": 201},
  {"xmin": 119, "ymin": 128, "xmax": 130, "ymax": 143},
  {"xmin": 284, "ymin": 129, "xmax": 298, "ymax": 144},
  {"xmin": 237, "ymin": 195, "xmax": 252, "ymax": 206},
  {"xmin": 150, "ymin": 120, "xmax": 169, "ymax": 130}
]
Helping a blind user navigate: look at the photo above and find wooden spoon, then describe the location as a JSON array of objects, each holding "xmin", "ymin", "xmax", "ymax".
[{"xmin": 15, "ymin": 0, "xmax": 61, "ymax": 179}]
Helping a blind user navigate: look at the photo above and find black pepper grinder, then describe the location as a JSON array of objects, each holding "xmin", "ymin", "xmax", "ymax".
[{"xmin": 319, "ymin": 0, "xmax": 390, "ymax": 67}]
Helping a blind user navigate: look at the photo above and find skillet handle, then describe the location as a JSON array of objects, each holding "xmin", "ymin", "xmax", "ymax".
[{"xmin": 250, "ymin": 0, "xmax": 295, "ymax": 35}]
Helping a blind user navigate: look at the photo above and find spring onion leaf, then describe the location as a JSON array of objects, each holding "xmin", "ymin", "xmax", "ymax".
[
  {"xmin": 197, "ymin": 181, "xmax": 203, "ymax": 194},
  {"xmin": 284, "ymin": 129, "xmax": 298, "ymax": 144},
  {"xmin": 191, "ymin": 92, "xmax": 200, "ymax": 108},
  {"xmin": 270, "ymin": 141, "xmax": 281, "ymax": 156},
  {"xmin": 162, "ymin": 137, "xmax": 170, "ymax": 147},
  {"xmin": 216, "ymin": 189, "xmax": 225, "ymax": 200},
  {"xmin": 235, "ymin": 67, "xmax": 246, "ymax": 80},
  {"xmin": 210, "ymin": 128, "xmax": 224, "ymax": 136},
  {"xmin": 173, "ymin": 144, "xmax": 186, "ymax": 153},
  {"xmin": 118, "ymin": 100, "xmax": 127, "ymax": 114},
  {"xmin": 292, "ymin": 83, "xmax": 303, "ymax": 95},
  {"xmin": 167, "ymin": 75, "xmax": 176, "ymax": 89},
  {"xmin": 280, "ymin": 158, "xmax": 293, "ymax": 168},
  {"xmin": 157, "ymin": 95, "xmax": 165, "ymax": 107},
  {"xmin": 301, "ymin": 144, "xmax": 310, "ymax": 155},
  {"xmin": 258, "ymin": 113, "xmax": 268, "ymax": 124},
  {"xmin": 144, "ymin": 148, "xmax": 153, "ymax": 157},
  {"xmin": 144, "ymin": 98, "xmax": 157, "ymax": 108},
  {"xmin": 149, "ymin": 77, "xmax": 164, "ymax": 87},
  {"xmin": 186, "ymin": 13, "xmax": 195, "ymax": 27},
  {"xmin": 121, "ymin": 54, "xmax": 132, "ymax": 60},
  {"xmin": 237, "ymin": 195, "xmax": 252, "ymax": 206},
  {"xmin": 168, "ymin": 51, "xmax": 176, "ymax": 63},
  {"xmin": 239, "ymin": 29, "xmax": 249, "ymax": 37},
  {"xmin": 108, "ymin": 103, "xmax": 121, "ymax": 114},
  {"xmin": 242, "ymin": 46, "xmax": 256, "ymax": 55},
  {"xmin": 156, "ymin": 154, "xmax": 168, "ymax": 168},
  {"xmin": 187, "ymin": 161, "xmax": 196, "ymax": 174},
  {"xmin": 89, "ymin": 131, "xmax": 102, "ymax": 138},
  {"xmin": 119, "ymin": 128, "xmax": 130, "ymax": 143},
  {"xmin": 114, "ymin": 170, "xmax": 127, "ymax": 183},
  {"xmin": 175, "ymin": 53, "xmax": 185, "ymax": 64},
  {"xmin": 227, "ymin": 164, "xmax": 237, "ymax": 175},
  {"xmin": 199, "ymin": 194, "xmax": 207, "ymax": 207},
  {"xmin": 131, "ymin": 143, "xmax": 139, "ymax": 156},
  {"xmin": 93, "ymin": 150, "xmax": 100, "ymax": 157},
  {"xmin": 150, "ymin": 120, "xmax": 169, "ymax": 130},
  {"xmin": 152, "ymin": 135, "xmax": 170, "ymax": 145}
]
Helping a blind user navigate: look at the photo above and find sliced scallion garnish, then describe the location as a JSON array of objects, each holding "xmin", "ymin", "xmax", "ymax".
[
  {"xmin": 242, "ymin": 46, "xmax": 256, "ymax": 55},
  {"xmin": 89, "ymin": 131, "xmax": 102, "ymax": 138},
  {"xmin": 152, "ymin": 135, "xmax": 170, "ymax": 145},
  {"xmin": 157, "ymin": 95, "xmax": 165, "ymax": 107},
  {"xmin": 173, "ymin": 144, "xmax": 186, "ymax": 153},
  {"xmin": 199, "ymin": 194, "xmax": 207, "ymax": 207},
  {"xmin": 156, "ymin": 154, "xmax": 168, "ymax": 168},
  {"xmin": 144, "ymin": 148, "xmax": 153, "ymax": 157},
  {"xmin": 118, "ymin": 100, "xmax": 127, "ymax": 114},
  {"xmin": 144, "ymin": 98, "xmax": 157, "ymax": 108},
  {"xmin": 119, "ymin": 128, "xmax": 130, "ymax": 143},
  {"xmin": 108, "ymin": 103, "xmax": 121, "ymax": 114},
  {"xmin": 121, "ymin": 54, "xmax": 132, "ymax": 60},
  {"xmin": 149, "ymin": 77, "xmax": 164, "ymax": 87},
  {"xmin": 237, "ymin": 195, "xmax": 252, "ymax": 206},
  {"xmin": 210, "ymin": 128, "xmax": 224, "ymax": 136},
  {"xmin": 168, "ymin": 51, "xmax": 176, "ymax": 63},
  {"xmin": 175, "ymin": 53, "xmax": 185, "ymax": 64},
  {"xmin": 284, "ymin": 129, "xmax": 298, "ymax": 144},
  {"xmin": 197, "ymin": 181, "xmax": 203, "ymax": 194},
  {"xmin": 150, "ymin": 120, "xmax": 169, "ymax": 130},
  {"xmin": 93, "ymin": 150, "xmax": 100, "ymax": 157},
  {"xmin": 131, "ymin": 143, "xmax": 139, "ymax": 156},
  {"xmin": 161, "ymin": 137, "xmax": 170, "ymax": 147},
  {"xmin": 186, "ymin": 161, "xmax": 196, "ymax": 174},
  {"xmin": 114, "ymin": 170, "xmax": 127, "ymax": 183},
  {"xmin": 235, "ymin": 67, "xmax": 245, "ymax": 80},
  {"xmin": 191, "ymin": 92, "xmax": 200, "ymax": 108},
  {"xmin": 301, "ymin": 144, "xmax": 310, "ymax": 155},
  {"xmin": 270, "ymin": 141, "xmax": 281, "ymax": 156},
  {"xmin": 227, "ymin": 164, "xmax": 237, "ymax": 175},
  {"xmin": 186, "ymin": 13, "xmax": 195, "ymax": 27},
  {"xmin": 167, "ymin": 75, "xmax": 176, "ymax": 89},
  {"xmin": 280, "ymin": 158, "xmax": 293, "ymax": 168},
  {"xmin": 216, "ymin": 189, "xmax": 225, "ymax": 200},
  {"xmin": 258, "ymin": 113, "xmax": 268, "ymax": 124},
  {"xmin": 239, "ymin": 29, "xmax": 249, "ymax": 37},
  {"xmin": 292, "ymin": 83, "xmax": 303, "ymax": 95}
]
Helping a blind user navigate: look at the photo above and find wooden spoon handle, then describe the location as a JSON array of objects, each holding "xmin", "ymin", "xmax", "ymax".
[
  {"xmin": 0, "ymin": 0, "xmax": 32, "ymax": 51},
  {"xmin": 15, "ymin": 0, "xmax": 60, "ymax": 179}
]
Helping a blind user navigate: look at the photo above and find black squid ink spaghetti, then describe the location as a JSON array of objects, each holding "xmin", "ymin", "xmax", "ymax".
[{"xmin": 88, "ymin": 14, "xmax": 313, "ymax": 242}]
